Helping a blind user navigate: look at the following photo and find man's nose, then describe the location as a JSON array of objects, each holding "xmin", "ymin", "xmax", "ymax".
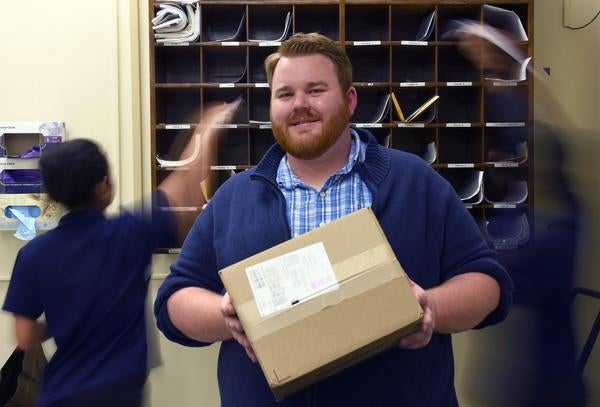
[{"xmin": 292, "ymin": 93, "xmax": 310, "ymax": 110}]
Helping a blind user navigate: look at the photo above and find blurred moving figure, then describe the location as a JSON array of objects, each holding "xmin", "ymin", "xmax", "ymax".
[
  {"xmin": 1, "ymin": 101, "xmax": 238, "ymax": 407},
  {"xmin": 454, "ymin": 22, "xmax": 587, "ymax": 407}
]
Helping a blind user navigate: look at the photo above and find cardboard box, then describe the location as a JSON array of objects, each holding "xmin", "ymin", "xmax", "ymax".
[{"xmin": 219, "ymin": 208, "xmax": 423, "ymax": 400}]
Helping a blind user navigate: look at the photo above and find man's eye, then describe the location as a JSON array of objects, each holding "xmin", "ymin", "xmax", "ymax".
[
  {"xmin": 309, "ymin": 89, "xmax": 324, "ymax": 95},
  {"xmin": 278, "ymin": 93, "xmax": 292, "ymax": 99}
]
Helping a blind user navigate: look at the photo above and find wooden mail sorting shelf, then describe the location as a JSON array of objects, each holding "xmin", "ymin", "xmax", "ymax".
[{"xmin": 149, "ymin": 1, "xmax": 534, "ymax": 251}]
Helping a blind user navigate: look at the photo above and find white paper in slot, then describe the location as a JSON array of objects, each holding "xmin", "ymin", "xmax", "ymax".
[
  {"xmin": 416, "ymin": 10, "xmax": 436, "ymax": 41},
  {"xmin": 485, "ymin": 180, "xmax": 528, "ymax": 204},
  {"xmin": 481, "ymin": 212, "xmax": 530, "ymax": 246},
  {"xmin": 422, "ymin": 142, "xmax": 437, "ymax": 164},
  {"xmin": 483, "ymin": 4, "xmax": 528, "ymax": 41},
  {"xmin": 486, "ymin": 141, "xmax": 528, "ymax": 165},
  {"xmin": 155, "ymin": 3, "xmax": 200, "ymax": 44},
  {"xmin": 457, "ymin": 170, "xmax": 484, "ymax": 202},
  {"xmin": 249, "ymin": 11, "xmax": 292, "ymax": 42}
]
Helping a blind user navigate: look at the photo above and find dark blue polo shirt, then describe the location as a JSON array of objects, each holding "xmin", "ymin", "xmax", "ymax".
[{"xmin": 3, "ymin": 196, "xmax": 175, "ymax": 406}]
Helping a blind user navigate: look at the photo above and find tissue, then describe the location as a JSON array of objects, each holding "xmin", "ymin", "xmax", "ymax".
[{"xmin": 6, "ymin": 206, "xmax": 40, "ymax": 241}]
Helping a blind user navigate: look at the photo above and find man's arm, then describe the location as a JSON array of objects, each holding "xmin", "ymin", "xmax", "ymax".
[
  {"xmin": 14, "ymin": 316, "xmax": 47, "ymax": 351},
  {"xmin": 428, "ymin": 272, "xmax": 500, "ymax": 333},
  {"xmin": 399, "ymin": 272, "xmax": 500, "ymax": 349},
  {"xmin": 166, "ymin": 287, "xmax": 231, "ymax": 343}
]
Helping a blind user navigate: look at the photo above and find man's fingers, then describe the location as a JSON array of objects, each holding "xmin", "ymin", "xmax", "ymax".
[
  {"xmin": 225, "ymin": 316, "xmax": 244, "ymax": 333},
  {"xmin": 232, "ymin": 331, "xmax": 257, "ymax": 363},
  {"xmin": 220, "ymin": 293, "xmax": 236, "ymax": 316}
]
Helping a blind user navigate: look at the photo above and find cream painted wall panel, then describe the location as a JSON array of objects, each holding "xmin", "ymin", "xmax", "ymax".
[
  {"xmin": 0, "ymin": 0, "xmax": 121, "ymax": 364},
  {"xmin": 147, "ymin": 279, "xmax": 221, "ymax": 407},
  {"xmin": 533, "ymin": 0, "xmax": 599, "ymax": 128},
  {"xmin": 0, "ymin": 0, "xmax": 119, "ymax": 144}
]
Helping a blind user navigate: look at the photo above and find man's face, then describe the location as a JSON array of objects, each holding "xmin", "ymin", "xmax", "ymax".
[{"xmin": 270, "ymin": 54, "xmax": 356, "ymax": 160}]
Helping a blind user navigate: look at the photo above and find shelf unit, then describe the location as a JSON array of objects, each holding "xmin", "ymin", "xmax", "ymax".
[{"xmin": 149, "ymin": 0, "xmax": 534, "ymax": 252}]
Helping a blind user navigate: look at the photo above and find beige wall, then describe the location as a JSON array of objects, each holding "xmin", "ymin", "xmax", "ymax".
[
  {"xmin": 0, "ymin": 0, "xmax": 120, "ymax": 366},
  {"xmin": 0, "ymin": 1, "xmax": 598, "ymax": 406}
]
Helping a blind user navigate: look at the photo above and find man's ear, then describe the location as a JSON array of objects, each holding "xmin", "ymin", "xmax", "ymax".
[
  {"xmin": 95, "ymin": 176, "xmax": 112, "ymax": 207},
  {"xmin": 346, "ymin": 86, "xmax": 358, "ymax": 116}
]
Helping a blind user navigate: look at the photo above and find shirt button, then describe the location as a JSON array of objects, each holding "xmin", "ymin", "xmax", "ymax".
[
  {"xmin": 319, "ymin": 222, "xmax": 326, "ymax": 227},
  {"xmin": 320, "ymin": 192, "xmax": 326, "ymax": 198}
]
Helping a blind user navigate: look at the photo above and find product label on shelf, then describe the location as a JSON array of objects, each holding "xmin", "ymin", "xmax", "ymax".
[
  {"xmin": 492, "ymin": 81, "xmax": 517, "ymax": 87},
  {"xmin": 447, "ymin": 82, "xmax": 472, "ymax": 87},
  {"xmin": 493, "ymin": 162, "xmax": 520, "ymax": 168},
  {"xmin": 493, "ymin": 204, "xmax": 517, "ymax": 208},
  {"xmin": 219, "ymin": 83, "xmax": 235, "ymax": 88},
  {"xmin": 396, "ymin": 123, "xmax": 425, "ymax": 128},
  {"xmin": 221, "ymin": 42, "xmax": 240, "ymax": 46},
  {"xmin": 255, "ymin": 83, "xmax": 269, "ymax": 88},
  {"xmin": 355, "ymin": 123, "xmax": 383, "ymax": 128},
  {"xmin": 446, "ymin": 123, "xmax": 471, "ymax": 128},
  {"xmin": 211, "ymin": 165, "xmax": 237, "ymax": 170},
  {"xmin": 401, "ymin": 40, "xmax": 428, "ymax": 46},
  {"xmin": 486, "ymin": 122, "xmax": 526, "ymax": 127},
  {"xmin": 164, "ymin": 42, "xmax": 189, "ymax": 47},
  {"xmin": 258, "ymin": 41, "xmax": 281, "ymax": 47},
  {"xmin": 494, "ymin": 245, "xmax": 518, "ymax": 250},
  {"xmin": 259, "ymin": 124, "xmax": 272, "ymax": 129},
  {"xmin": 447, "ymin": 163, "xmax": 474, "ymax": 168},
  {"xmin": 353, "ymin": 41, "xmax": 381, "ymax": 46},
  {"xmin": 165, "ymin": 124, "xmax": 191, "ymax": 130},
  {"xmin": 215, "ymin": 124, "xmax": 237, "ymax": 129},
  {"xmin": 400, "ymin": 82, "xmax": 426, "ymax": 87}
]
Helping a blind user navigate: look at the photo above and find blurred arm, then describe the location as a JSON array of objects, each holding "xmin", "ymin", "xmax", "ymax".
[{"xmin": 157, "ymin": 102, "xmax": 239, "ymax": 243}]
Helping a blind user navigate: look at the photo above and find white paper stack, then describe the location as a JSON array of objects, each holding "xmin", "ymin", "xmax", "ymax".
[{"xmin": 153, "ymin": 2, "xmax": 200, "ymax": 44}]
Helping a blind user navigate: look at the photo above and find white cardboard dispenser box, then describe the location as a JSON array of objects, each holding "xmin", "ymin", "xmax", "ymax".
[{"xmin": 219, "ymin": 208, "xmax": 424, "ymax": 400}]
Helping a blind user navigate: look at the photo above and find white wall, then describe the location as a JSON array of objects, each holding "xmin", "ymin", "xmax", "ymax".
[{"xmin": 0, "ymin": 1, "xmax": 220, "ymax": 406}]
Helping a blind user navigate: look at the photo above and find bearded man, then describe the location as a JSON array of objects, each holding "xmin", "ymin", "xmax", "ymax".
[{"xmin": 155, "ymin": 33, "xmax": 513, "ymax": 407}]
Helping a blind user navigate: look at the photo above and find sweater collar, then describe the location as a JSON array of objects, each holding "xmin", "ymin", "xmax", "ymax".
[{"xmin": 252, "ymin": 127, "xmax": 389, "ymax": 186}]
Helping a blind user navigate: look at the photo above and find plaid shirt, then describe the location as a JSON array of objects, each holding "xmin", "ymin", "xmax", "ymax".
[{"xmin": 276, "ymin": 129, "xmax": 373, "ymax": 237}]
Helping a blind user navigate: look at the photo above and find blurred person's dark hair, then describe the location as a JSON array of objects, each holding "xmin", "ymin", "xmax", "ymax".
[{"xmin": 40, "ymin": 139, "xmax": 109, "ymax": 209}]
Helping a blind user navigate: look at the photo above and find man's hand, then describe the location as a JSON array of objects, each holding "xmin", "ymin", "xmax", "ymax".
[
  {"xmin": 398, "ymin": 279, "xmax": 435, "ymax": 349},
  {"xmin": 220, "ymin": 292, "xmax": 257, "ymax": 363}
]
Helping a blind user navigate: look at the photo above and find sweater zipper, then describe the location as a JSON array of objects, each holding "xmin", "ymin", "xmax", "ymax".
[{"xmin": 253, "ymin": 173, "xmax": 292, "ymax": 240}]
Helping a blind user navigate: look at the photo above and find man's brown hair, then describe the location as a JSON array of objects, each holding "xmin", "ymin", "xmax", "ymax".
[{"xmin": 264, "ymin": 32, "xmax": 353, "ymax": 91}]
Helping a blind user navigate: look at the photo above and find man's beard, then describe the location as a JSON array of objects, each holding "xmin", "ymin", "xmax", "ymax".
[{"xmin": 271, "ymin": 102, "xmax": 351, "ymax": 160}]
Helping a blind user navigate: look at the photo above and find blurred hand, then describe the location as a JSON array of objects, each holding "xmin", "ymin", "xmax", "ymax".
[
  {"xmin": 202, "ymin": 98, "xmax": 242, "ymax": 129},
  {"xmin": 454, "ymin": 24, "xmax": 524, "ymax": 75},
  {"xmin": 220, "ymin": 292, "xmax": 257, "ymax": 363},
  {"xmin": 398, "ymin": 279, "xmax": 435, "ymax": 349}
]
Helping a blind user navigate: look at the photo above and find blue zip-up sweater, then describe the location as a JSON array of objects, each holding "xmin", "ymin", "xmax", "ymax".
[{"xmin": 155, "ymin": 129, "xmax": 513, "ymax": 407}]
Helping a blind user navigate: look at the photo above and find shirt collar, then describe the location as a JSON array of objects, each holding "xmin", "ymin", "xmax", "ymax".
[{"xmin": 58, "ymin": 208, "xmax": 105, "ymax": 228}]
